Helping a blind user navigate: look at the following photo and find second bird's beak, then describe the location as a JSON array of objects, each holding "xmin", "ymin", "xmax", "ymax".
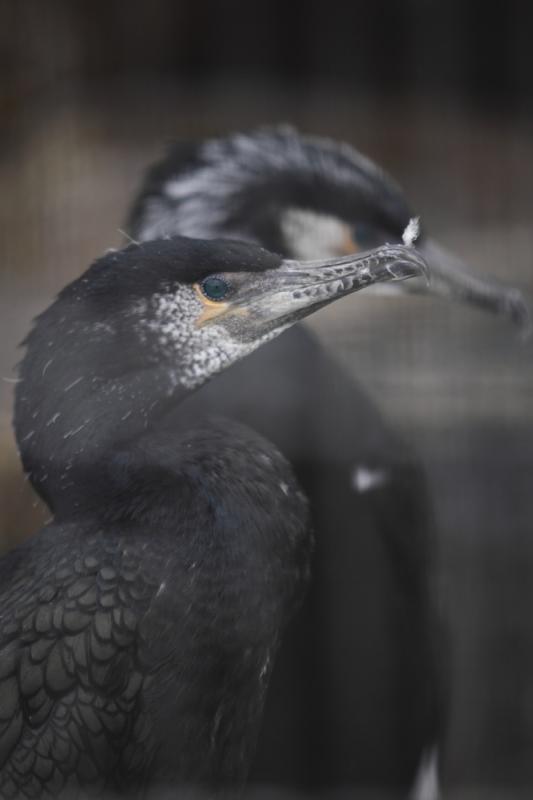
[
  {"xmin": 230, "ymin": 243, "xmax": 429, "ymax": 336},
  {"xmin": 406, "ymin": 238, "xmax": 531, "ymax": 337}
]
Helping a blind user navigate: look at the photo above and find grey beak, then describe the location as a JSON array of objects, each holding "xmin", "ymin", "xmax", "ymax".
[
  {"xmin": 413, "ymin": 239, "xmax": 531, "ymax": 337},
  {"xmin": 243, "ymin": 243, "xmax": 429, "ymax": 332}
]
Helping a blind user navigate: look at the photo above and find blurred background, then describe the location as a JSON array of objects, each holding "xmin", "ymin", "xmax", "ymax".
[{"xmin": 1, "ymin": 1, "xmax": 532, "ymax": 798}]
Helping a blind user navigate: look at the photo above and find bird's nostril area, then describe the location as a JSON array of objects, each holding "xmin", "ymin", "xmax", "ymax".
[{"xmin": 388, "ymin": 260, "xmax": 419, "ymax": 279}]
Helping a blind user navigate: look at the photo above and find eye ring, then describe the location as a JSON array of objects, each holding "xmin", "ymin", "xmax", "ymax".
[{"xmin": 200, "ymin": 275, "xmax": 231, "ymax": 302}]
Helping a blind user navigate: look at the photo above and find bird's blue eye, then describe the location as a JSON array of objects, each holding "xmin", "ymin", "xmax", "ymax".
[
  {"xmin": 354, "ymin": 223, "xmax": 382, "ymax": 249},
  {"xmin": 200, "ymin": 276, "xmax": 230, "ymax": 302}
]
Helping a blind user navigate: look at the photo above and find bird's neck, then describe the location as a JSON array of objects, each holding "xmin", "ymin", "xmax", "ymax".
[{"xmin": 16, "ymin": 359, "xmax": 189, "ymax": 517}]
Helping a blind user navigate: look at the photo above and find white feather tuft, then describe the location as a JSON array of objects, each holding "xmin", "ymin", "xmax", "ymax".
[{"xmin": 403, "ymin": 216, "xmax": 420, "ymax": 247}]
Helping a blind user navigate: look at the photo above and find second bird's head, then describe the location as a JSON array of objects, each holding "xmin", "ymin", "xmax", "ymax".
[{"xmin": 129, "ymin": 127, "xmax": 530, "ymax": 335}]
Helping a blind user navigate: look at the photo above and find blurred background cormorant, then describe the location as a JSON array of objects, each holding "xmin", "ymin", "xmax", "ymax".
[
  {"xmin": 125, "ymin": 127, "xmax": 528, "ymax": 797},
  {"xmin": 128, "ymin": 127, "xmax": 528, "ymax": 331},
  {"xmin": 3, "ymin": 235, "xmax": 425, "ymax": 797}
]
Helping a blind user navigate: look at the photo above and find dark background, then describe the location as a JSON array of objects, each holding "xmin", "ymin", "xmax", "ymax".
[
  {"xmin": 2, "ymin": 0, "xmax": 533, "ymax": 112},
  {"xmin": 1, "ymin": 1, "xmax": 533, "ymax": 797}
]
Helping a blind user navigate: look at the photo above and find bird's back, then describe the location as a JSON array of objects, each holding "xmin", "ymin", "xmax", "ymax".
[{"xmin": 0, "ymin": 420, "xmax": 311, "ymax": 798}]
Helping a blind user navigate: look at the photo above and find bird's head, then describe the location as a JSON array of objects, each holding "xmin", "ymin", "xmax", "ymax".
[
  {"xmin": 16, "ymin": 234, "xmax": 427, "ymax": 510},
  {"xmin": 40, "ymin": 235, "xmax": 427, "ymax": 390},
  {"xmin": 129, "ymin": 127, "xmax": 530, "ymax": 334}
]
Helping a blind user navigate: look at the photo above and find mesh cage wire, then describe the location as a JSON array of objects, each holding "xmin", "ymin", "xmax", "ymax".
[{"xmin": 1, "ymin": 2, "xmax": 533, "ymax": 798}]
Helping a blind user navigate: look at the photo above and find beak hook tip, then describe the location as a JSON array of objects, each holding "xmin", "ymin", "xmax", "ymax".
[{"xmin": 506, "ymin": 289, "xmax": 533, "ymax": 340}]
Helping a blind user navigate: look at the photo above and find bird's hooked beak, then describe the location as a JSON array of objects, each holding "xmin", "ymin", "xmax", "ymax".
[
  {"xmin": 197, "ymin": 243, "xmax": 429, "ymax": 339},
  {"xmin": 408, "ymin": 238, "xmax": 531, "ymax": 337}
]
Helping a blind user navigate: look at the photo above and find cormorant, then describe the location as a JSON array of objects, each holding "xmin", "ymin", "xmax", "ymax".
[
  {"xmin": 3, "ymin": 236, "xmax": 426, "ymax": 797},
  {"xmin": 124, "ymin": 127, "xmax": 528, "ymax": 795},
  {"xmin": 129, "ymin": 127, "xmax": 529, "ymax": 330}
]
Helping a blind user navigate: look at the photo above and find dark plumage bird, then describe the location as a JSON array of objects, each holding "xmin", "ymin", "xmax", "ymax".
[
  {"xmin": 3, "ymin": 235, "xmax": 425, "ymax": 797},
  {"xmin": 125, "ymin": 127, "xmax": 529, "ymax": 795},
  {"xmin": 10, "ymin": 126, "xmax": 526, "ymax": 797}
]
